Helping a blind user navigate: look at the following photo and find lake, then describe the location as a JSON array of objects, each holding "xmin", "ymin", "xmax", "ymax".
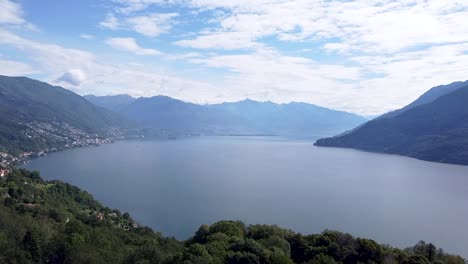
[{"xmin": 23, "ymin": 136, "xmax": 468, "ymax": 257}]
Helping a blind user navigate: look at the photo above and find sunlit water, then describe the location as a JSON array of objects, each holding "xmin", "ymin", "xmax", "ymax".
[{"xmin": 23, "ymin": 136, "xmax": 468, "ymax": 257}]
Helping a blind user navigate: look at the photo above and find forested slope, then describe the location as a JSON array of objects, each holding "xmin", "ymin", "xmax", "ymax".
[{"xmin": 0, "ymin": 170, "xmax": 464, "ymax": 264}]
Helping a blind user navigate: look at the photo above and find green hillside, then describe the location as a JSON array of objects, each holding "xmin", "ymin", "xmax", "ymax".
[
  {"xmin": 316, "ymin": 84, "xmax": 468, "ymax": 165},
  {"xmin": 0, "ymin": 76, "xmax": 129, "ymax": 156},
  {"xmin": 0, "ymin": 169, "xmax": 464, "ymax": 264}
]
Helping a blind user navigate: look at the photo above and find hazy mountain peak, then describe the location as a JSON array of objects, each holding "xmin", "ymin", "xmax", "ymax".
[
  {"xmin": 84, "ymin": 94, "xmax": 136, "ymax": 112},
  {"xmin": 237, "ymin": 98, "xmax": 259, "ymax": 104},
  {"xmin": 112, "ymin": 94, "xmax": 366, "ymax": 137}
]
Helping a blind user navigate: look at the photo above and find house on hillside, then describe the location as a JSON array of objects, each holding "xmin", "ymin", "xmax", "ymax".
[{"xmin": 0, "ymin": 168, "xmax": 11, "ymax": 178}]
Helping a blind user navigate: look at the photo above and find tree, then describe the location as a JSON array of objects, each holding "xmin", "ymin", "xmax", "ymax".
[
  {"xmin": 182, "ymin": 244, "xmax": 214, "ymax": 264},
  {"xmin": 305, "ymin": 253, "xmax": 339, "ymax": 264},
  {"xmin": 403, "ymin": 255, "xmax": 430, "ymax": 264},
  {"xmin": 427, "ymin": 243, "xmax": 436, "ymax": 262},
  {"xmin": 228, "ymin": 252, "xmax": 260, "ymax": 264},
  {"xmin": 357, "ymin": 238, "xmax": 383, "ymax": 263},
  {"xmin": 125, "ymin": 244, "xmax": 162, "ymax": 264},
  {"xmin": 210, "ymin": 221, "xmax": 246, "ymax": 238},
  {"xmin": 193, "ymin": 224, "xmax": 210, "ymax": 244},
  {"xmin": 22, "ymin": 230, "xmax": 41, "ymax": 262}
]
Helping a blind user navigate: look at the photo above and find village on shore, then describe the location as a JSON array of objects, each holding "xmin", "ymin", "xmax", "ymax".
[{"xmin": 0, "ymin": 136, "xmax": 113, "ymax": 177}]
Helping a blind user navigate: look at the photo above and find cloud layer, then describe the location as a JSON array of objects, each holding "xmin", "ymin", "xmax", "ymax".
[
  {"xmin": 1, "ymin": 0, "xmax": 468, "ymax": 115},
  {"xmin": 106, "ymin": 37, "xmax": 161, "ymax": 55}
]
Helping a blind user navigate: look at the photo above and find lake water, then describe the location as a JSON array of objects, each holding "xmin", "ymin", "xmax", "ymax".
[{"xmin": 23, "ymin": 136, "xmax": 468, "ymax": 257}]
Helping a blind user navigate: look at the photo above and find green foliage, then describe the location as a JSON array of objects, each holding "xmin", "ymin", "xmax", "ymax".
[
  {"xmin": 305, "ymin": 253, "xmax": 339, "ymax": 264},
  {"xmin": 0, "ymin": 169, "xmax": 465, "ymax": 263},
  {"xmin": 209, "ymin": 221, "xmax": 246, "ymax": 238},
  {"xmin": 403, "ymin": 255, "xmax": 431, "ymax": 264}
]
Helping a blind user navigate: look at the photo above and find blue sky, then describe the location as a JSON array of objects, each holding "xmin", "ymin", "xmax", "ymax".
[{"xmin": 1, "ymin": 0, "xmax": 468, "ymax": 115}]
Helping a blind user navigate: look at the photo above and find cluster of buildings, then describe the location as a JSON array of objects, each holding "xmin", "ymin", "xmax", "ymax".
[
  {"xmin": 0, "ymin": 121, "xmax": 117, "ymax": 169},
  {"xmin": 23, "ymin": 121, "xmax": 109, "ymax": 147},
  {"xmin": 0, "ymin": 153, "xmax": 12, "ymax": 177},
  {"xmin": 63, "ymin": 137, "xmax": 112, "ymax": 149},
  {"xmin": 0, "ymin": 167, "xmax": 11, "ymax": 178},
  {"xmin": 0, "ymin": 152, "xmax": 17, "ymax": 168},
  {"xmin": 92, "ymin": 211, "xmax": 140, "ymax": 230}
]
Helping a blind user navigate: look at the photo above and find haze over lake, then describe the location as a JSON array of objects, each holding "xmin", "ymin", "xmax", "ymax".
[{"xmin": 24, "ymin": 137, "xmax": 468, "ymax": 257}]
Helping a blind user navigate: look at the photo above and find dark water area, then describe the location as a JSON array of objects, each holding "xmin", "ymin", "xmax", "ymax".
[{"xmin": 24, "ymin": 136, "xmax": 468, "ymax": 257}]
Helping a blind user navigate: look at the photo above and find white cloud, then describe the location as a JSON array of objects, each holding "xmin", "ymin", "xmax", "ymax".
[
  {"xmin": 190, "ymin": 50, "xmax": 361, "ymax": 80},
  {"xmin": 169, "ymin": 0, "xmax": 468, "ymax": 53},
  {"xmin": 0, "ymin": 0, "xmax": 36, "ymax": 30},
  {"xmin": 166, "ymin": 52, "xmax": 202, "ymax": 60},
  {"xmin": 3, "ymin": 0, "xmax": 468, "ymax": 115},
  {"xmin": 103, "ymin": 0, "xmax": 468, "ymax": 54},
  {"xmin": 172, "ymin": 0, "xmax": 468, "ymax": 114},
  {"xmin": 0, "ymin": 29, "xmax": 94, "ymax": 73},
  {"xmin": 323, "ymin": 43, "xmax": 352, "ymax": 54},
  {"xmin": 3, "ymin": 23, "xmax": 468, "ymax": 115},
  {"xmin": 0, "ymin": 0, "xmax": 25, "ymax": 25},
  {"xmin": 0, "ymin": 29, "xmax": 216, "ymax": 99},
  {"xmin": 0, "ymin": 59, "xmax": 37, "ymax": 76},
  {"xmin": 100, "ymin": 13, "xmax": 120, "ymax": 30},
  {"xmin": 126, "ymin": 13, "xmax": 178, "ymax": 37},
  {"xmin": 176, "ymin": 31, "xmax": 263, "ymax": 50},
  {"xmin": 56, "ymin": 69, "xmax": 87, "ymax": 86},
  {"xmin": 100, "ymin": 12, "xmax": 178, "ymax": 37},
  {"xmin": 186, "ymin": 50, "xmax": 364, "ymax": 109},
  {"xmin": 80, "ymin": 34, "xmax": 95, "ymax": 40},
  {"xmin": 106, "ymin": 37, "xmax": 161, "ymax": 55},
  {"xmin": 113, "ymin": 0, "xmax": 180, "ymax": 14},
  {"xmin": 349, "ymin": 43, "xmax": 468, "ymax": 114}
]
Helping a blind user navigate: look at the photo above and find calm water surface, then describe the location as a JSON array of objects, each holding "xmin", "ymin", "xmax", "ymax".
[{"xmin": 24, "ymin": 137, "xmax": 468, "ymax": 257}]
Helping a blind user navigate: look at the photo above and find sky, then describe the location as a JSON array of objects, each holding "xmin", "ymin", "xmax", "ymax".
[{"xmin": 0, "ymin": 0, "xmax": 468, "ymax": 115}]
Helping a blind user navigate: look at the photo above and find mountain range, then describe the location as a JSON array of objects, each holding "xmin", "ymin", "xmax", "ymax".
[
  {"xmin": 5, "ymin": 74, "xmax": 468, "ymax": 165},
  {"xmin": 316, "ymin": 80, "xmax": 468, "ymax": 165},
  {"xmin": 86, "ymin": 95, "xmax": 367, "ymax": 137},
  {"xmin": 0, "ymin": 75, "xmax": 128, "ymax": 155},
  {"xmin": 84, "ymin": 94, "xmax": 136, "ymax": 112},
  {"xmin": 0, "ymin": 75, "xmax": 367, "ymax": 157}
]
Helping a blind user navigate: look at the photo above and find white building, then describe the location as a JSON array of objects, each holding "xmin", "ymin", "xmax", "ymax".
[{"xmin": 0, "ymin": 169, "xmax": 10, "ymax": 177}]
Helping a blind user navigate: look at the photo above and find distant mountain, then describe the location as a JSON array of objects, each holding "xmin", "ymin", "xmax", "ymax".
[
  {"xmin": 84, "ymin": 94, "xmax": 136, "ymax": 112},
  {"xmin": 210, "ymin": 99, "xmax": 367, "ymax": 136},
  {"xmin": 0, "ymin": 75, "xmax": 128, "ymax": 155},
  {"xmin": 118, "ymin": 96, "xmax": 238, "ymax": 134},
  {"xmin": 380, "ymin": 80, "xmax": 468, "ymax": 119},
  {"xmin": 114, "ymin": 95, "xmax": 367, "ymax": 136},
  {"xmin": 315, "ymin": 81, "xmax": 468, "ymax": 165}
]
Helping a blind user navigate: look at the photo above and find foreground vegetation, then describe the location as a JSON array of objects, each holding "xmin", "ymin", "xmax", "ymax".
[{"xmin": 0, "ymin": 169, "xmax": 465, "ymax": 264}]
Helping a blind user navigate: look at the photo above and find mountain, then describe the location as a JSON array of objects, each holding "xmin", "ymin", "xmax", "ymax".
[
  {"xmin": 119, "ymin": 95, "xmax": 237, "ymax": 134},
  {"xmin": 210, "ymin": 99, "xmax": 368, "ymax": 136},
  {"xmin": 315, "ymin": 81, "xmax": 468, "ymax": 165},
  {"xmin": 0, "ymin": 169, "xmax": 464, "ymax": 263},
  {"xmin": 0, "ymin": 75, "xmax": 128, "ymax": 155},
  {"xmin": 113, "ymin": 96, "xmax": 367, "ymax": 137},
  {"xmin": 84, "ymin": 94, "xmax": 136, "ymax": 112},
  {"xmin": 331, "ymin": 80, "xmax": 468, "ymax": 138},
  {"xmin": 380, "ymin": 80, "xmax": 468, "ymax": 119}
]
